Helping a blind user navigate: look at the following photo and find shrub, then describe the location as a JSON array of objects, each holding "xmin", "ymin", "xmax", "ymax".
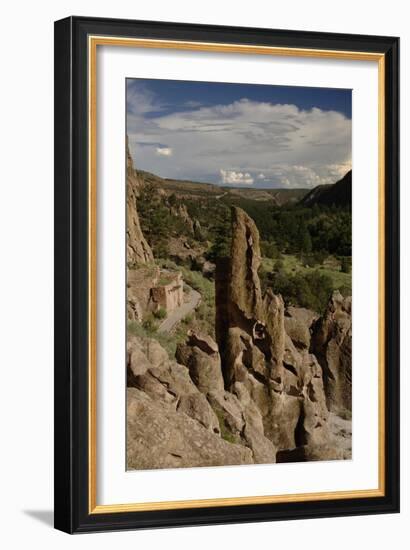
[
  {"xmin": 273, "ymin": 258, "xmax": 285, "ymax": 272},
  {"xmin": 261, "ymin": 240, "xmax": 279, "ymax": 259},
  {"xmin": 340, "ymin": 256, "xmax": 352, "ymax": 274},
  {"xmin": 128, "ymin": 320, "xmax": 186, "ymax": 359},
  {"xmin": 270, "ymin": 269, "xmax": 334, "ymax": 313},
  {"xmin": 153, "ymin": 307, "xmax": 167, "ymax": 320},
  {"xmin": 142, "ymin": 315, "xmax": 157, "ymax": 332}
]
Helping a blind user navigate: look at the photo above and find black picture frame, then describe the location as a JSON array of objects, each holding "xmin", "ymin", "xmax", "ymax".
[{"xmin": 54, "ymin": 16, "xmax": 400, "ymax": 534}]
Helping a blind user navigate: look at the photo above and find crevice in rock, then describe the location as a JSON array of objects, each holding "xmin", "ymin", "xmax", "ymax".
[
  {"xmin": 294, "ymin": 407, "xmax": 307, "ymax": 447},
  {"xmin": 283, "ymin": 362, "xmax": 298, "ymax": 378},
  {"xmin": 307, "ymin": 382, "xmax": 317, "ymax": 403}
]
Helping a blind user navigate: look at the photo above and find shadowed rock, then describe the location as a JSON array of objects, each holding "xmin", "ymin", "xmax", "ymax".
[{"xmin": 126, "ymin": 137, "xmax": 153, "ymax": 265}]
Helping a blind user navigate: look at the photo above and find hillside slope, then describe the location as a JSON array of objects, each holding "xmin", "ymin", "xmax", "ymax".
[
  {"xmin": 301, "ymin": 170, "xmax": 352, "ymax": 208},
  {"xmin": 136, "ymin": 169, "xmax": 308, "ymax": 205}
]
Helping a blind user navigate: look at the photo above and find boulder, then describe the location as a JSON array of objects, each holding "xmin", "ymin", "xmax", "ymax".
[
  {"xmin": 128, "ymin": 335, "xmax": 219, "ymax": 432},
  {"xmin": 127, "ymin": 337, "xmax": 150, "ymax": 377},
  {"xmin": 177, "ymin": 393, "xmax": 220, "ymax": 434},
  {"xmin": 127, "ymin": 388, "xmax": 253, "ymax": 470},
  {"xmin": 175, "ymin": 332, "xmax": 225, "ymax": 394}
]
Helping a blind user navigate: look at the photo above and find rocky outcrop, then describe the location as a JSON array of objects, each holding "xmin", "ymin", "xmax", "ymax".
[
  {"xmin": 284, "ymin": 306, "xmax": 319, "ymax": 350},
  {"xmin": 311, "ymin": 291, "xmax": 352, "ymax": 414},
  {"xmin": 127, "ymin": 334, "xmax": 257, "ymax": 469},
  {"xmin": 214, "ymin": 207, "xmax": 349, "ymax": 462},
  {"xmin": 176, "ymin": 331, "xmax": 276, "ymax": 464},
  {"xmin": 170, "ymin": 203, "xmax": 194, "ymax": 233},
  {"xmin": 126, "ymin": 206, "xmax": 352, "ymax": 470},
  {"xmin": 127, "ymin": 335, "xmax": 220, "ymax": 434},
  {"xmin": 127, "ymin": 388, "xmax": 253, "ymax": 470},
  {"xmin": 175, "ymin": 331, "xmax": 225, "ymax": 394},
  {"xmin": 127, "ymin": 265, "xmax": 160, "ymax": 321},
  {"xmin": 126, "ymin": 138, "xmax": 153, "ymax": 265}
]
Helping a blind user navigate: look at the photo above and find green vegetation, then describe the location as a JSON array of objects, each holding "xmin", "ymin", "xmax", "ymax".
[
  {"xmin": 137, "ymin": 182, "xmax": 188, "ymax": 257},
  {"xmin": 341, "ymin": 256, "xmax": 352, "ymax": 274},
  {"xmin": 214, "ymin": 409, "xmax": 237, "ymax": 444},
  {"xmin": 260, "ymin": 254, "xmax": 351, "ymax": 312},
  {"xmin": 262, "ymin": 255, "xmax": 351, "ymax": 291},
  {"xmin": 134, "ymin": 170, "xmax": 351, "ymax": 323},
  {"xmin": 206, "ymin": 214, "xmax": 231, "ymax": 262},
  {"xmin": 128, "ymin": 319, "xmax": 188, "ymax": 358},
  {"xmin": 153, "ymin": 307, "xmax": 167, "ymax": 320},
  {"xmin": 260, "ymin": 240, "xmax": 280, "ymax": 260},
  {"xmin": 230, "ymin": 199, "xmax": 351, "ymax": 257},
  {"xmin": 338, "ymin": 408, "xmax": 352, "ymax": 421}
]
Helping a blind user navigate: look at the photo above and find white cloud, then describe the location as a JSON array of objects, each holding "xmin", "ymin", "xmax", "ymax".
[
  {"xmin": 155, "ymin": 147, "xmax": 173, "ymax": 157},
  {"xmin": 220, "ymin": 170, "xmax": 254, "ymax": 185},
  {"xmin": 126, "ymin": 80, "xmax": 164, "ymax": 116},
  {"xmin": 127, "ymin": 93, "xmax": 351, "ymax": 188}
]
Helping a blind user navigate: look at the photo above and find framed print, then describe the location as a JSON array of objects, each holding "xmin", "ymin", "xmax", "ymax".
[{"xmin": 54, "ymin": 16, "xmax": 399, "ymax": 533}]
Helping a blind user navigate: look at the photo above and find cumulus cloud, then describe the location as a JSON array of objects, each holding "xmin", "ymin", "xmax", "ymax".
[
  {"xmin": 220, "ymin": 170, "xmax": 254, "ymax": 185},
  {"xmin": 127, "ymin": 89, "xmax": 351, "ymax": 188},
  {"xmin": 156, "ymin": 147, "xmax": 173, "ymax": 157}
]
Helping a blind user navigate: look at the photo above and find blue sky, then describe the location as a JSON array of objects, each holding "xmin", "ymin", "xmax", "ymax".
[{"xmin": 126, "ymin": 78, "xmax": 352, "ymax": 189}]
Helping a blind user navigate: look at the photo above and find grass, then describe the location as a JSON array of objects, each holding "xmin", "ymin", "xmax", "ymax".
[
  {"xmin": 157, "ymin": 275, "xmax": 174, "ymax": 286},
  {"xmin": 262, "ymin": 254, "xmax": 352, "ymax": 294},
  {"xmin": 214, "ymin": 409, "xmax": 238, "ymax": 444},
  {"xmin": 153, "ymin": 307, "xmax": 167, "ymax": 320},
  {"xmin": 128, "ymin": 320, "xmax": 187, "ymax": 359}
]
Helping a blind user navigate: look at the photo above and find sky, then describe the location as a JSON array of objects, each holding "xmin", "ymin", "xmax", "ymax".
[{"xmin": 126, "ymin": 78, "xmax": 352, "ymax": 189}]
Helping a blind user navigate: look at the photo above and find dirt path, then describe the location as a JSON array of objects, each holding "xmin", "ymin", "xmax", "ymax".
[{"xmin": 157, "ymin": 285, "xmax": 201, "ymax": 333}]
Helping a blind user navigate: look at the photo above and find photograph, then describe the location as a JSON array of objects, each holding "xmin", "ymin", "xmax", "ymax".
[{"xmin": 126, "ymin": 78, "xmax": 353, "ymax": 470}]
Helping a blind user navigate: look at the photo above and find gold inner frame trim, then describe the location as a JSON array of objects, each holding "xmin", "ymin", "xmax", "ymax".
[{"xmin": 88, "ymin": 35, "xmax": 386, "ymax": 514}]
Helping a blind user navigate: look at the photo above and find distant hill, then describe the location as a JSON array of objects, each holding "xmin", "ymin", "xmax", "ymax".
[
  {"xmin": 136, "ymin": 169, "xmax": 308, "ymax": 206},
  {"xmin": 301, "ymin": 170, "xmax": 352, "ymax": 208}
]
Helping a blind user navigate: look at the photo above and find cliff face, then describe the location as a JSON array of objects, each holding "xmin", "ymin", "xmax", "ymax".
[{"xmin": 126, "ymin": 138, "xmax": 153, "ymax": 265}]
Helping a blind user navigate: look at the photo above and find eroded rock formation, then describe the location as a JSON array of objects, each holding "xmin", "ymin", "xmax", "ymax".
[
  {"xmin": 127, "ymin": 335, "xmax": 254, "ymax": 469},
  {"xmin": 311, "ymin": 291, "xmax": 352, "ymax": 414},
  {"xmin": 214, "ymin": 207, "xmax": 350, "ymax": 462},
  {"xmin": 127, "ymin": 138, "xmax": 154, "ymax": 265},
  {"xmin": 127, "ymin": 388, "xmax": 253, "ymax": 469},
  {"xmin": 126, "ymin": 206, "xmax": 352, "ymax": 470},
  {"xmin": 176, "ymin": 330, "xmax": 276, "ymax": 464}
]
